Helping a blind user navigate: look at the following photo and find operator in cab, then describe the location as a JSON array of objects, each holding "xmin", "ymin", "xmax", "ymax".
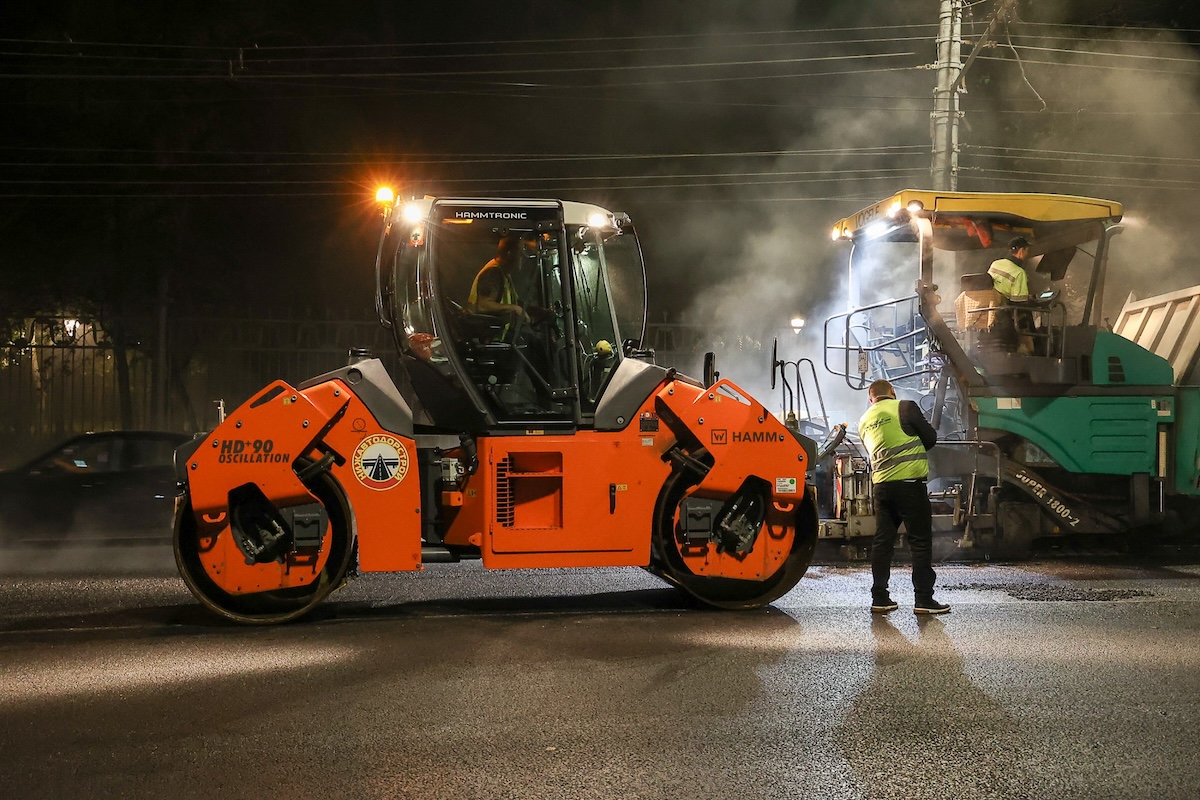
[
  {"xmin": 988, "ymin": 236, "xmax": 1032, "ymax": 301},
  {"xmin": 987, "ymin": 235, "xmax": 1036, "ymax": 354},
  {"xmin": 469, "ymin": 234, "xmax": 529, "ymax": 325},
  {"xmin": 468, "ymin": 233, "xmax": 550, "ymax": 338}
]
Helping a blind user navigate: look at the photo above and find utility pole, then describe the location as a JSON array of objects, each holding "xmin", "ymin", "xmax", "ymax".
[
  {"xmin": 931, "ymin": 0, "xmax": 963, "ymax": 191},
  {"xmin": 931, "ymin": 0, "xmax": 1021, "ymax": 190}
]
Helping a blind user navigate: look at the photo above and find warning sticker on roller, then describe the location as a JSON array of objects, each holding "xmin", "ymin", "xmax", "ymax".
[{"xmin": 775, "ymin": 477, "xmax": 798, "ymax": 494}]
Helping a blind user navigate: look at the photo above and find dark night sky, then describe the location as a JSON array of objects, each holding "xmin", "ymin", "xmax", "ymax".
[{"xmin": 2, "ymin": 0, "xmax": 1199, "ymax": 341}]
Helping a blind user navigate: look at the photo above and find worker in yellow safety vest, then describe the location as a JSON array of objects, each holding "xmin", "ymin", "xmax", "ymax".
[
  {"xmin": 987, "ymin": 235, "xmax": 1036, "ymax": 353},
  {"xmin": 469, "ymin": 234, "xmax": 530, "ymax": 340},
  {"xmin": 988, "ymin": 236, "xmax": 1031, "ymax": 300},
  {"xmin": 857, "ymin": 379, "xmax": 949, "ymax": 614}
]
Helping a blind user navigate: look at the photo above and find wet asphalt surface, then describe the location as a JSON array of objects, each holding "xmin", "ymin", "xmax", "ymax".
[{"xmin": 0, "ymin": 547, "xmax": 1198, "ymax": 800}]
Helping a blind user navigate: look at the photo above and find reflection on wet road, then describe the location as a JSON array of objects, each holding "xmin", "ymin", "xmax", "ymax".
[{"xmin": 0, "ymin": 559, "xmax": 1198, "ymax": 799}]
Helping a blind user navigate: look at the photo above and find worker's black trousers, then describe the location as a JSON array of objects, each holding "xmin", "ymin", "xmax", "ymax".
[{"xmin": 870, "ymin": 479, "xmax": 936, "ymax": 600}]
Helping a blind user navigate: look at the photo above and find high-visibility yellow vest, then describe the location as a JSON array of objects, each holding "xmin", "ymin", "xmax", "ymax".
[
  {"xmin": 857, "ymin": 398, "xmax": 928, "ymax": 483},
  {"xmin": 467, "ymin": 262, "xmax": 518, "ymax": 337},
  {"xmin": 987, "ymin": 257, "xmax": 1029, "ymax": 299},
  {"xmin": 467, "ymin": 261, "xmax": 517, "ymax": 310}
]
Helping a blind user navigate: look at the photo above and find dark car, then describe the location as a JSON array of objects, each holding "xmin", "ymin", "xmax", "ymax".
[{"xmin": 0, "ymin": 430, "xmax": 191, "ymax": 546}]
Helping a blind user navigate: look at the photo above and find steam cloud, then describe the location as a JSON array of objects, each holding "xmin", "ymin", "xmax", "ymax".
[{"xmin": 613, "ymin": 4, "xmax": 1200, "ymax": 425}]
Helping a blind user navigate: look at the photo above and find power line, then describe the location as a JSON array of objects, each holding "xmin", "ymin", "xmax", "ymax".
[
  {"xmin": 0, "ymin": 167, "xmax": 923, "ymax": 189},
  {"xmin": 0, "ymin": 35, "xmax": 935, "ymax": 65},
  {"xmin": 967, "ymin": 144, "xmax": 1200, "ymax": 166},
  {"xmin": 1016, "ymin": 21, "xmax": 1200, "ymax": 36},
  {"xmin": 0, "ymin": 172, "xmax": 926, "ymax": 199},
  {"xmin": 0, "ymin": 24, "xmax": 941, "ymax": 53},
  {"xmin": 8, "ymin": 67, "xmax": 1193, "ymax": 116},
  {"xmin": 1005, "ymin": 42, "xmax": 1200, "ymax": 65},
  {"xmin": 1005, "ymin": 31, "xmax": 1200, "ymax": 48},
  {"xmin": 4, "ymin": 88, "xmax": 936, "ymax": 113},
  {"xmin": 0, "ymin": 144, "xmax": 929, "ymax": 161},
  {"xmin": 23, "ymin": 144, "xmax": 1200, "ymax": 173},
  {"xmin": 1, "ymin": 68, "xmax": 938, "ymax": 113},
  {"xmin": 0, "ymin": 50, "xmax": 921, "ymax": 82},
  {"xmin": 3, "ymin": 25, "xmax": 1192, "ymax": 85},
  {"xmin": 962, "ymin": 167, "xmax": 1200, "ymax": 190},
  {"xmin": 0, "ymin": 49, "xmax": 223, "ymax": 64},
  {"xmin": 557, "ymin": 62, "xmax": 922, "ymax": 89},
  {"xmin": 977, "ymin": 52, "xmax": 1198, "ymax": 75},
  {"xmin": 4, "ymin": 28, "xmax": 1188, "ymax": 66}
]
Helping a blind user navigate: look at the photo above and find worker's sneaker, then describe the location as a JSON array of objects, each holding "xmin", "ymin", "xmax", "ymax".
[
  {"xmin": 914, "ymin": 598, "xmax": 951, "ymax": 615},
  {"xmin": 870, "ymin": 595, "xmax": 899, "ymax": 613}
]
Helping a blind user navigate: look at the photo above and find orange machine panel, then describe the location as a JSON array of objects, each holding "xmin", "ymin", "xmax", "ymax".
[
  {"xmin": 186, "ymin": 380, "xmax": 338, "ymax": 517},
  {"xmin": 653, "ymin": 378, "xmax": 809, "ymax": 582},
  {"xmin": 183, "ymin": 380, "xmax": 349, "ymax": 594},
  {"xmin": 443, "ymin": 406, "xmax": 675, "ymax": 570},
  {"xmin": 190, "ymin": 533, "xmax": 334, "ymax": 595},
  {"xmin": 183, "ymin": 377, "xmax": 423, "ymax": 590},
  {"xmin": 656, "ymin": 378, "xmax": 808, "ymax": 503},
  {"xmin": 311, "ymin": 381, "xmax": 423, "ymax": 573}
]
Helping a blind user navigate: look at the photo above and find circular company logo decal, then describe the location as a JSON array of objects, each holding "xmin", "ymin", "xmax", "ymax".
[{"xmin": 352, "ymin": 433, "xmax": 410, "ymax": 490}]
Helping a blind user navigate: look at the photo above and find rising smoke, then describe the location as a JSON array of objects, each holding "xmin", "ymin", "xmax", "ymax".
[
  {"xmin": 612, "ymin": 2, "xmax": 1200, "ymax": 425},
  {"xmin": 992, "ymin": 26, "xmax": 1200, "ymax": 322},
  {"xmin": 610, "ymin": 3, "xmax": 934, "ymax": 423}
]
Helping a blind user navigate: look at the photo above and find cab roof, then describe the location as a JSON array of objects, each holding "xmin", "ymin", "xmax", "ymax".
[
  {"xmin": 833, "ymin": 189, "xmax": 1123, "ymax": 242},
  {"xmin": 393, "ymin": 197, "xmax": 618, "ymax": 227}
]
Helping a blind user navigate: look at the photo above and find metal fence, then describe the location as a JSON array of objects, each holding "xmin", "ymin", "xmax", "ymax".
[
  {"xmin": 2, "ymin": 316, "xmax": 151, "ymax": 464},
  {"xmin": 0, "ymin": 309, "xmax": 399, "ymax": 468},
  {"xmin": 0, "ymin": 309, "xmax": 763, "ymax": 469}
]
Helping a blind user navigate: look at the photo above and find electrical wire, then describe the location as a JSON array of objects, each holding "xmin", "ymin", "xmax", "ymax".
[
  {"xmin": 1017, "ymin": 21, "xmax": 1200, "ymax": 36},
  {"xmin": 962, "ymin": 167, "xmax": 1200, "ymax": 190},
  {"xmin": 3, "ymin": 20, "xmax": 1198, "ymax": 207},
  {"xmin": 0, "ymin": 51, "xmax": 923, "ymax": 84},
  {"xmin": 977, "ymin": 52, "xmax": 1198, "ymax": 75},
  {"xmin": 0, "ymin": 24, "xmax": 943, "ymax": 52},
  {"xmin": 0, "ymin": 144, "xmax": 929, "ymax": 161},
  {"xmin": 0, "ymin": 35, "xmax": 938, "ymax": 64},
  {"xmin": 7, "ymin": 67, "xmax": 1195, "ymax": 117},
  {"xmin": 967, "ymin": 144, "xmax": 1200, "ymax": 166},
  {"xmin": 0, "ymin": 172, "xmax": 927, "ymax": 199},
  {"xmin": 3, "ymin": 25, "xmax": 1192, "ymax": 78},
  {"xmin": 3, "ymin": 28, "xmax": 1189, "ymax": 64},
  {"xmin": 11, "ymin": 48, "xmax": 922, "ymax": 76},
  {"xmin": 0, "ymin": 167, "xmax": 923, "ymax": 187},
  {"xmin": 1004, "ymin": 23, "xmax": 1047, "ymax": 111},
  {"xmin": 1003, "ymin": 42, "xmax": 1200, "ymax": 65},
  {"xmin": 1004, "ymin": 34, "xmax": 1200, "ymax": 50}
]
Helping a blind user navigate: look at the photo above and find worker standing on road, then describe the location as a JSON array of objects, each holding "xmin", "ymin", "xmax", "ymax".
[{"xmin": 857, "ymin": 379, "xmax": 949, "ymax": 615}]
